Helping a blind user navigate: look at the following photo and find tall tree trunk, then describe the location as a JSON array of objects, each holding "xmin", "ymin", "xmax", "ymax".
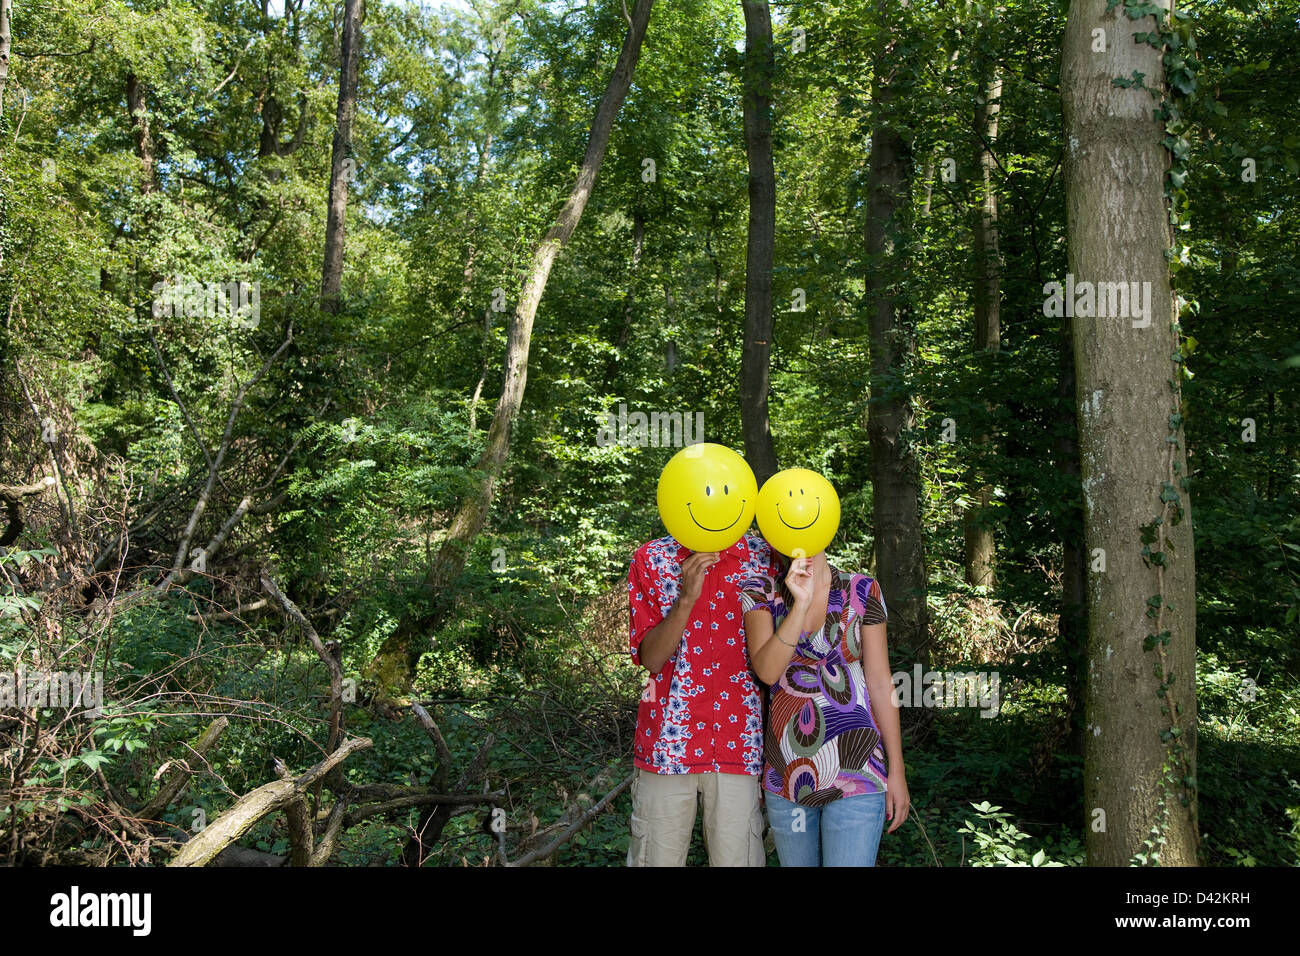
[
  {"xmin": 1062, "ymin": 0, "xmax": 1197, "ymax": 865},
  {"xmin": 0, "ymin": 0, "xmax": 12, "ymax": 118},
  {"xmin": 365, "ymin": 0, "xmax": 657, "ymax": 699},
  {"xmin": 1056, "ymin": 309, "xmax": 1089, "ymax": 758},
  {"xmin": 603, "ymin": 206, "xmax": 645, "ymax": 387},
  {"xmin": 456, "ymin": 130, "xmax": 495, "ymax": 326},
  {"xmin": 864, "ymin": 9, "xmax": 928, "ymax": 668},
  {"xmin": 461, "ymin": 132, "xmax": 496, "ymax": 436},
  {"xmin": 320, "ymin": 0, "xmax": 363, "ymax": 314},
  {"xmin": 963, "ymin": 48, "xmax": 1001, "ymax": 589},
  {"xmin": 126, "ymin": 73, "xmax": 158, "ymax": 195},
  {"xmin": 739, "ymin": 0, "xmax": 779, "ymax": 487}
]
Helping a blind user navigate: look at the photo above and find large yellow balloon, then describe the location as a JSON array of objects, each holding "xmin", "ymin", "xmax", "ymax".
[
  {"xmin": 656, "ymin": 444, "xmax": 758, "ymax": 552},
  {"xmin": 756, "ymin": 468, "xmax": 841, "ymax": 558}
]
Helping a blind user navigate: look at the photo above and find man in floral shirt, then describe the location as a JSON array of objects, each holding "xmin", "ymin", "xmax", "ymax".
[{"xmin": 625, "ymin": 531, "xmax": 781, "ymax": 866}]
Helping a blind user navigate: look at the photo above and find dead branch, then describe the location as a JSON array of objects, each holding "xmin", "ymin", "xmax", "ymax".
[
  {"xmin": 149, "ymin": 329, "xmax": 219, "ymax": 489},
  {"xmin": 261, "ymin": 573, "xmax": 344, "ymax": 755},
  {"xmin": 498, "ymin": 772, "xmax": 633, "ymax": 868},
  {"xmin": 401, "ymin": 720, "xmax": 497, "ymax": 865},
  {"xmin": 309, "ymin": 795, "xmax": 349, "ymax": 866},
  {"xmin": 410, "ymin": 702, "xmax": 452, "ymax": 791},
  {"xmin": 139, "ymin": 716, "xmax": 228, "ymax": 821},
  {"xmin": 275, "ymin": 757, "xmax": 314, "ymax": 866},
  {"xmin": 0, "ymin": 475, "xmax": 55, "ymax": 546},
  {"xmin": 185, "ymin": 598, "xmax": 269, "ymax": 623},
  {"xmin": 210, "ymin": 845, "xmax": 285, "ymax": 866},
  {"xmin": 168, "ymin": 735, "xmax": 370, "ymax": 867},
  {"xmin": 167, "ymin": 325, "xmax": 293, "ymax": 580},
  {"xmin": 343, "ymin": 790, "xmax": 503, "ymax": 828}
]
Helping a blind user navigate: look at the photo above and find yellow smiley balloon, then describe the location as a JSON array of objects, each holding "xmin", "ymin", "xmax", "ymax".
[
  {"xmin": 755, "ymin": 468, "xmax": 841, "ymax": 558},
  {"xmin": 656, "ymin": 443, "xmax": 758, "ymax": 552}
]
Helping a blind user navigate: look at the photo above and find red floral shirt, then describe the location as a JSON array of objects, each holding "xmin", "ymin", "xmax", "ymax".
[{"xmin": 628, "ymin": 533, "xmax": 781, "ymax": 775}]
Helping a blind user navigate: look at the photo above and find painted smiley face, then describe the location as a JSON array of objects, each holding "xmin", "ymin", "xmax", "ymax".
[
  {"xmin": 686, "ymin": 485, "xmax": 746, "ymax": 533},
  {"xmin": 755, "ymin": 468, "xmax": 842, "ymax": 558},
  {"xmin": 656, "ymin": 444, "xmax": 758, "ymax": 552},
  {"xmin": 775, "ymin": 489, "xmax": 822, "ymax": 530}
]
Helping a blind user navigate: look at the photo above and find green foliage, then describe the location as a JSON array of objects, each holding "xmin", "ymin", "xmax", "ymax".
[
  {"xmin": 958, "ymin": 801, "xmax": 1081, "ymax": 867},
  {"xmin": 1, "ymin": 0, "xmax": 1295, "ymax": 867}
]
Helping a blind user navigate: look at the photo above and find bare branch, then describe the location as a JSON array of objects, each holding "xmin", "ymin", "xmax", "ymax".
[
  {"xmin": 168, "ymin": 736, "xmax": 370, "ymax": 867},
  {"xmin": 499, "ymin": 773, "xmax": 633, "ymax": 867},
  {"xmin": 0, "ymin": 475, "xmax": 55, "ymax": 546},
  {"xmin": 169, "ymin": 325, "xmax": 293, "ymax": 577},
  {"xmin": 344, "ymin": 790, "xmax": 504, "ymax": 828},
  {"xmin": 185, "ymin": 598, "xmax": 269, "ymax": 623},
  {"xmin": 410, "ymin": 702, "xmax": 453, "ymax": 791},
  {"xmin": 139, "ymin": 717, "xmax": 228, "ymax": 821},
  {"xmin": 261, "ymin": 572, "xmax": 343, "ymax": 755}
]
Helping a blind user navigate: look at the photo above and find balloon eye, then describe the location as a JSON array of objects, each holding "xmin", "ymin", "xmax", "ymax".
[
  {"xmin": 705, "ymin": 486, "xmax": 712, "ymax": 496},
  {"xmin": 724, "ymin": 485, "xmax": 729, "ymax": 495},
  {"xmin": 800, "ymin": 488, "xmax": 804, "ymax": 495},
  {"xmin": 788, "ymin": 490, "xmax": 792, "ymax": 497}
]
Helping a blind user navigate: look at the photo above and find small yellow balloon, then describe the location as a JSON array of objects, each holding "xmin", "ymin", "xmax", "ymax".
[
  {"xmin": 656, "ymin": 444, "xmax": 758, "ymax": 552},
  {"xmin": 755, "ymin": 468, "xmax": 841, "ymax": 558}
]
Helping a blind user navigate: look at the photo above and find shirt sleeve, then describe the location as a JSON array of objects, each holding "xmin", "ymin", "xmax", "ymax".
[
  {"xmin": 852, "ymin": 574, "xmax": 887, "ymax": 625},
  {"xmin": 628, "ymin": 554, "xmax": 663, "ymax": 667},
  {"xmin": 739, "ymin": 572, "xmax": 775, "ymax": 615}
]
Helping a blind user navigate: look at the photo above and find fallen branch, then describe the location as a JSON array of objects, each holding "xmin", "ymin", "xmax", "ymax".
[
  {"xmin": 344, "ymin": 790, "xmax": 504, "ymax": 828},
  {"xmin": 165, "ymin": 325, "xmax": 293, "ymax": 581},
  {"xmin": 139, "ymin": 716, "xmax": 228, "ymax": 821},
  {"xmin": 275, "ymin": 757, "xmax": 314, "ymax": 867},
  {"xmin": 499, "ymin": 772, "xmax": 633, "ymax": 868},
  {"xmin": 262, "ymin": 573, "xmax": 345, "ymax": 756},
  {"xmin": 0, "ymin": 475, "xmax": 56, "ymax": 546},
  {"xmin": 411, "ymin": 702, "xmax": 452, "ymax": 790},
  {"xmin": 168, "ymin": 735, "xmax": 370, "ymax": 867},
  {"xmin": 186, "ymin": 598, "xmax": 269, "ymax": 623},
  {"xmin": 309, "ymin": 796, "xmax": 349, "ymax": 866}
]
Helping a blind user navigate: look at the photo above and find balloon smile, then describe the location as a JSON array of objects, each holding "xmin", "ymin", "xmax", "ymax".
[
  {"xmin": 776, "ymin": 498, "xmax": 820, "ymax": 530},
  {"xmin": 687, "ymin": 501, "xmax": 746, "ymax": 533}
]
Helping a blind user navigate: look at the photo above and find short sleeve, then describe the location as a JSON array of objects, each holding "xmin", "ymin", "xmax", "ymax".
[
  {"xmin": 852, "ymin": 574, "xmax": 887, "ymax": 625},
  {"xmin": 628, "ymin": 554, "xmax": 663, "ymax": 667},
  {"xmin": 739, "ymin": 572, "xmax": 775, "ymax": 615}
]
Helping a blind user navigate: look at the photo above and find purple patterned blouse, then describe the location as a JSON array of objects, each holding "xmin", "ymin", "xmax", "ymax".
[{"xmin": 741, "ymin": 565, "xmax": 889, "ymax": 805}]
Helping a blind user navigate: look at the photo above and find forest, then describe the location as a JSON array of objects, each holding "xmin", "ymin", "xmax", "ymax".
[{"xmin": 0, "ymin": 0, "xmax": 1296, "ymax": 869}]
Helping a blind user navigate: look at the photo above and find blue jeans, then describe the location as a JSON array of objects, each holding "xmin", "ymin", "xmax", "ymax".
[{"xmin": 765, "ymin": 790, "xmax": 887, "ymax": 867}]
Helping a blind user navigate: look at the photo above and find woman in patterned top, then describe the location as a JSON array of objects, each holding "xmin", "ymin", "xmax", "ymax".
[{"xmin": 741, "ymin": 551, "xmax": 909, "ymax": 866}]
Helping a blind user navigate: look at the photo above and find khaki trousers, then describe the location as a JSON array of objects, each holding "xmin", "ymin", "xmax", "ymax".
[{"xmin": 626, "ymin": 768, "xmax": 765, "ymax": 867}]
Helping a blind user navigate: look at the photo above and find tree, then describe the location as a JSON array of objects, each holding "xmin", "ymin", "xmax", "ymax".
[
  {"xmin": 1061, "ymin": 0, "xmax": 1198, "ymax": 865},
  {"xmin": 366, "ymin": 0, "xmax": 658, "ymax": 698},
  {"xmin": 321, "ymin": 0, "xmax": 364, "ymax": 313},
  {"xmin": 739, "ymin": 0, "xmax": 779, "ymax": 486},
  {"xmin": 964, "ymin": 15, "xmax": 1001, "ymax": 589},
  {"xmin": 0, "ymin": 0, "xmax": 12, "ymax": 117},
  {"xmin": 864, "ymin": 0, "xmax": 929, "ymax": 666}
]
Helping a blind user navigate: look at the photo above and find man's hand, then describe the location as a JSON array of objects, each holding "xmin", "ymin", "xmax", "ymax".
[
  {"xmin": 679, "ymin": 551, "xmax": 720, "ymax": 605},
  {"xmin": 636, "ymin": 550, "xmax": 719, "ymax": 674}
]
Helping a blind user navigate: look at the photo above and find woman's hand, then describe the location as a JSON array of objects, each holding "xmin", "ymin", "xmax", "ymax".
[
  {"xmin": 784, "ymin": 556, "xmax": 814, "ymax": 608},
  {"xmin": 885, "ymin": 770, "xmax": 910, "ymax": 833}
]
